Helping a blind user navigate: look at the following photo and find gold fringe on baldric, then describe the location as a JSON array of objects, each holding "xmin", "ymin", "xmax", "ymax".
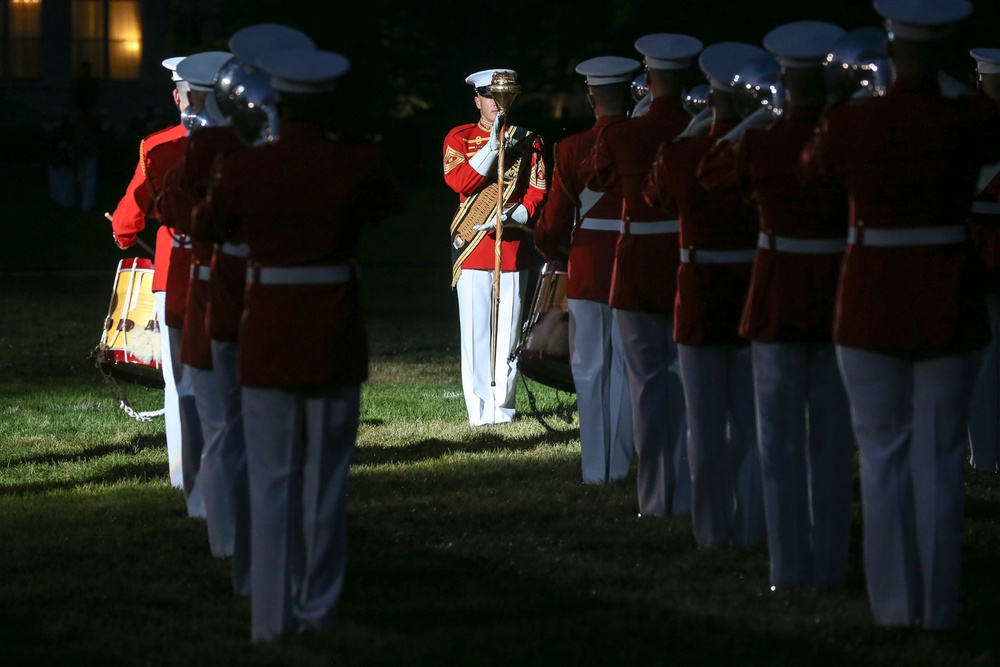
[{"xmin": 449, "ymin": 139, "xmax": 526, "ymax": 288}]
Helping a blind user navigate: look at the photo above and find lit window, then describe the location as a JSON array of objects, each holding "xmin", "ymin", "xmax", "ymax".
[
  {"xmin": 72, "ymin": 0, "xmax": 141, "ymax": 80},
  {"xmin": 2, "ymin": 0, "xmax": 44, "ymax": 78}
]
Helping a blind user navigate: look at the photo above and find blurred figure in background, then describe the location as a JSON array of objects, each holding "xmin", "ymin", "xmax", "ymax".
[
  {"xmin": 800, "ymin": 0, "xmax": 1000, "ymax": 629},
  {"xmin": 201, "ymin": 46, "xmax": 403, "ymax": 641},
  {"xmin": 967, "ymin": 47, "xmax": 1000, "ymax": 474}
]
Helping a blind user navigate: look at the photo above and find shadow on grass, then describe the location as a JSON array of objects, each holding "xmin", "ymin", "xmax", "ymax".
[
  {"xmin": 353, "ymin": 427, "xmax": 579, "ymax": 467},
  {"xmin": 333, "ymin": 528, "xmax": 858, "ymax": 666},
  {"xmin": 1, "ymin": 434, "xmax": 167, "ymax": 496}
]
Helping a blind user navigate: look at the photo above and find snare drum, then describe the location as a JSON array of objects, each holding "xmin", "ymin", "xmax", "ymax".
[
  {"xmin": 91, "ymin": 258, "xmax": 165, "ymax": 388},
  {"xmin": 515, "ymin": 260, "xmax": 575, "ymax": 392}
]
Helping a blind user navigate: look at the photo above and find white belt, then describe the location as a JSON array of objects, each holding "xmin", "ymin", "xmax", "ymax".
[
  {"xmin": 578, "ymin": 217, "xmax": 621, "ymax": 232},
  {"xmin": 972, "ymin": 201, "xmax": 1000, "ymax": 216},
  {"xmin": 679, "ymin": 247, "xmax": 756, "ymax": 264},
  {"xmin": 172, "ymin": 237, "xmax": 192, "ymax": 249},
  {"xmin": 758, "ymin": 232, "xmax": 847, "ymax": 254},
  {"xmin": 847, "ymin": 225, "xmax": 968, "ymax": 247},
  {"xmin": 189, "ymin": 264, "xmax": 211, "ymax": 281},
  {"xmin": 247, "ymin": 264, "xmax": 354, "ymax": 286},
  {"xmin": 220, "ymin": 242, "xmax": 249, "ymax": 258},
  {"xmin": 623, "ymin": 219, "xmax": 680, "ymax": 235}
]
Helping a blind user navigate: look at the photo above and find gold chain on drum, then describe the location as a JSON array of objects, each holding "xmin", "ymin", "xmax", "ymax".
[{"xmin": 94, "ymin": 359, "xmax": 165, "ymax": 422}]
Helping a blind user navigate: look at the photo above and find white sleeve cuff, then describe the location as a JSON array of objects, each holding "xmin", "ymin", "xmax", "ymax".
[{"xmin": 468, "ymin": 146, "xmax": 498, "ymax": 176}]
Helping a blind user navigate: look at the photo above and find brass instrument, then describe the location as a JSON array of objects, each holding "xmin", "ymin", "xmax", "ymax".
[
  {"xmin": 824, "ymin": 27, "xmax": 891, "ymax": 102},
  {"xmin": 683, "ymin": 84, "xmax": 711, "ymax": 117},
  {"xmin": 731, "ymin": 53, "xmax": 785, "ymax": 119}
]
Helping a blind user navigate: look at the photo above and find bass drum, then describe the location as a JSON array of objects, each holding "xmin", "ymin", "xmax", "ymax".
[{"xmin": 515, "ymin": 261, "xmax": 575, "ymax": 392}]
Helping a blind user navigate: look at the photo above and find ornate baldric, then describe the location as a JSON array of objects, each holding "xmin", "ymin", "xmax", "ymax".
[{"xmin": 449, "ymin": 127, "xmax": 531, "ymax": 287}]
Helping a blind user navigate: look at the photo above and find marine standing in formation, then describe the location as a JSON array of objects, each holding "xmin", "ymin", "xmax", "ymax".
[
  {"xmin": 698, "ymin": 21, "xmax": 854, "ymax": 590},
  {"xmin": 534, "ymin": 56, "xmax": 637, "ymax": 484},
  {"xmin": 109, "ymin": 56, "xmax": 204, "ymax": 518},
  {"xmin": 646, "ymin": 41, "xmax": 766, "ymax": 549},
  {"xmin": 587, "ymin": 33, "xmax": 704, "ymax": 516},
  {"xmin": 800, "ymin": 0, "xmax": 1000, "ymax": 628}
]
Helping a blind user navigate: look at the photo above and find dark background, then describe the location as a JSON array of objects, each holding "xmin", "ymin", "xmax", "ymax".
[{"xmin": 209, "ymin": 0, "xmax": 1000, "ymax": 179}]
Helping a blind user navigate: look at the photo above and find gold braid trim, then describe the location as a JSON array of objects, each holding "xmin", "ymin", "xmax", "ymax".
[
  {"xmin": 139, "ymin": 138, "xmax": 148, "ymax": 178},
  {"xmin": 449, "ymin": 136, "xmax": 527, "ymax": 287}
]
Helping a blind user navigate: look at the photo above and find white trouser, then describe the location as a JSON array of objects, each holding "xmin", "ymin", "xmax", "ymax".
[
  {"xmin": 969, "ymin": 293, "xmax": 1000, "ymax": 472},
  {"xmin": 615, "ymin": 310, "xmax": 688, "ymax": 514},
  {"xmin": 189, "ymin": 364, "xmax": 233, "ymax": 557},
  {"xmin": 677, "ymin": 344, "xmax": 763, "ymax": 548},
  {"xmin": 212, "ymin": 340, "xmax": 250, "ymax": 595},
  {"xmin": 154, "ymin": 291, "xmax": 184, "ymax": 489},
  {"xmin": 243, "ymin": 384, "xmax": 360, "ymax": 642},
  {"xmin": 456, "ymin": 269, "xmax": 525, "ymax": 426},
  {"xmin": 837, "ymin": 345, "xmax": 980, "ymax": 629},
  {"xmin": 568, "ymin": 299, "xmax": 633, "ymax": 483},
  {"xmin": 171, "ymin": 328, "xmax": 204, "ymax": 519},
  {"xmin": 752, "ymin": 342, "xmax": 853, "ymax": 589}
]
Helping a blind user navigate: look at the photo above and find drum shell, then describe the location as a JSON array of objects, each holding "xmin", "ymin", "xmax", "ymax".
[
  {"xmin": 94, "ymin": 257, "xmax": 165, "ymax": 388},
  {"xmin": 517, "ymin": 261, "xmax": 575, "ymax": 393}
]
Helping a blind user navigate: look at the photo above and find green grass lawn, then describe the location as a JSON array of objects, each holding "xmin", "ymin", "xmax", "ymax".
[{"xmin": 2, "ymin": 172, "xmax": 1000, "ymax": 665}]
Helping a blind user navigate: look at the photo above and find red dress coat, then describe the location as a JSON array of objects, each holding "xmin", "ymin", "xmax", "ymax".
[
  {"xmin": 443, "ymin": 120, "xmax": 547, "ymax": 272},
  {"xmin": 145, "ymin": 137, "xmax": 191, "ymax": 328},
  {"xmin": 972, "ymin": 169, "xmax": 1000, "ymax": 294},
  {"xmin": 534, "ymin": 116, "xmax": 627, "ymax": 301},
  {"xmin": 801, "ymin": 77, "xmax": 1000, "ymax": 354},
  {"xmin": 588, "ymin": 97, "xmax": 691, "ymax": 313},
  {"xmin": 111, "ymin": 122, "xmax": 187, "ymax": 292},
  {"xmin": 698, "ymin": 105, "xmax": 848, "ymax": 343},
  {"xmin": 160, "ymin": 126, "xmax": 247, "ymax": 369},
  {"xmin": 187, "ymin": 127, "xmax": 250, "ymax": 344},
  {"xmin": 203, "ymin": 121, "xmax": 403, "ymax": 387},
  {"xmin": 647, "ymin": 121, "xmax": 758, "ymax": 346},
  {"xmin": 158, "ymin": 163, "xmax": 211, "ymax": 368}
]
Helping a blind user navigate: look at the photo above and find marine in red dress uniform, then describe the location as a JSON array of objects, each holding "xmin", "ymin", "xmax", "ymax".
[
  {"xmin": 202, "ymin": 47, "xmax": 403, "ymax": 641},
  {"xmin": 108, "ymin": 56, "xmax": 192, "ymax": 499},
  {"xmin": 967, "ymin": 47, "xmax": 1000, "ymax": 473},
  {"xmin": 698, "ymin": 21, "xmax": 853, "ymax": 590},
  {"xmin": 190, "ymin": 25, "xmax": 317, "ymax": 598},
  {"xmin": 799, "ymin": 0, "xmax": 1000, "ymax": 628},
  {"xmin": 443, "ymin": 68, "xmax": 547, "ymax": 426},
  {"xmin": 534, "ymin": 56, "xmax": 637, "ymax": 484},
  {"xmin": 586, "ymin": 33, "xmax": 703, "ymax": 516},
  {"xmin": 646, "ymin": 42, "xmax": 767, "ymax": 549},
  {"xmin": 144, "ymin": 125, "xmax": 206, "ymax": 520},
  {"xmin": 157, "ymin": 51, "xmax": 237, "ymax": 566}
]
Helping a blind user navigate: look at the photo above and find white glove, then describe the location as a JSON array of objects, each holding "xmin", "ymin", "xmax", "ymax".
[
  {"xmin": 501, "ymin": 204, "xmax": 528, "ymax": 224},
  {"xmin": 468, "ymin": 114, "xmax": 504, "ymax": 176},
  {"xmin": 938, "ymin": 70, "xmax": 972, "ymax": 99},
  {"xmin": 472, "ymin": 220, "xmax": 497, "ymax": 231},
  {"xmin": 632, "ymin": 94, "xmax": 651, "ymax": 118},
  {"xmin": 719, "ymin": 107, "xmax": 776, "ymax": 144},
  {"xmin": 677, "ymin": 108, "xmax": 713, "ymax": 139},
  {"xmin": 472, "ymin": 204, "xmax": 529, "ymax": 231},
  {"xmin": 489, "ymin": 113, "xmax": 504, "ymax": 150}
]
